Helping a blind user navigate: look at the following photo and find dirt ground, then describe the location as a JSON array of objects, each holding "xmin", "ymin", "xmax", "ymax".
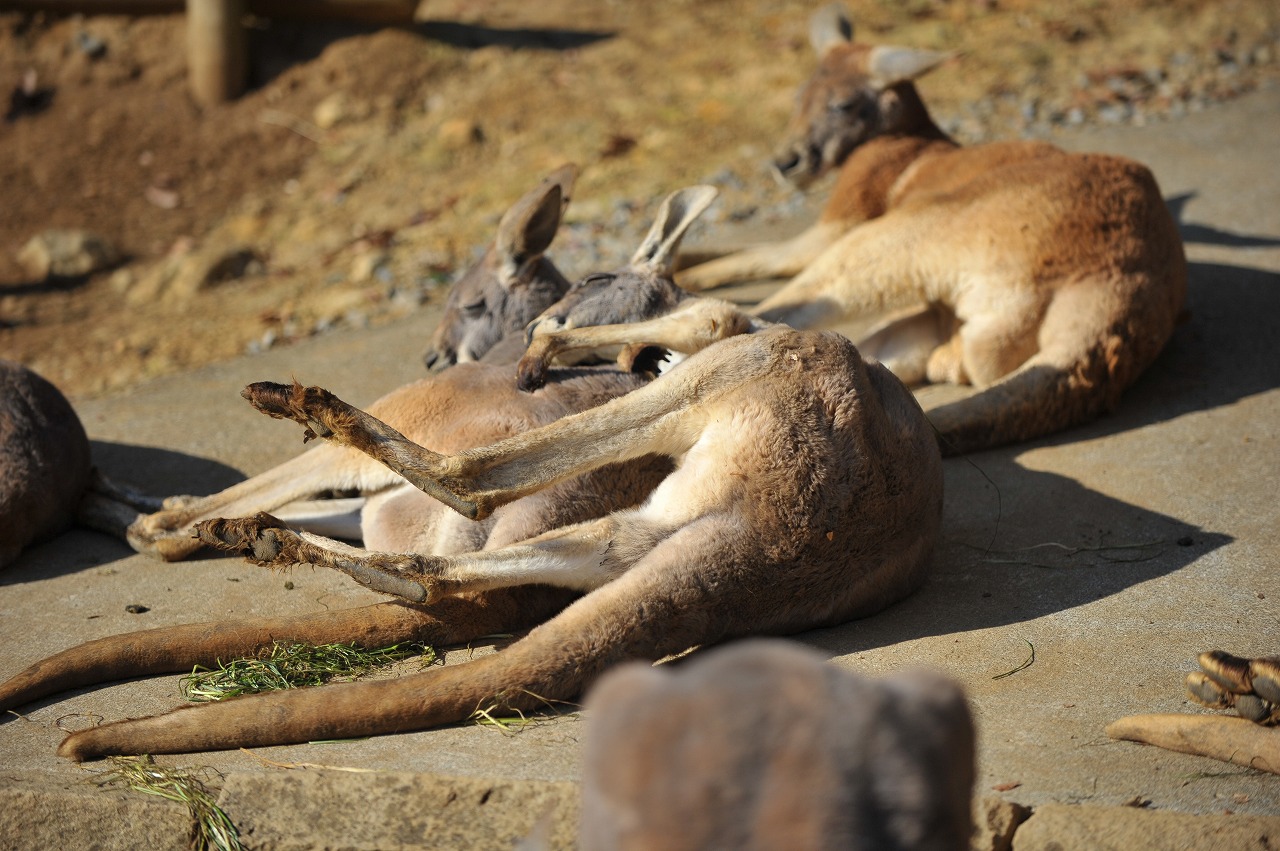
[{"xmin": 2, "ymin": 0, "xmax": 1278, "ymax": 397}]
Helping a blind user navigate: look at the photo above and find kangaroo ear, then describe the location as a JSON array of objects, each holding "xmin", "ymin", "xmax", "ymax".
[
  {"xmin": 495, "ymin": 163, "xmax": 579, "ymax": 287},
  {"xmin": 629, "ymin": 186, "xmax": 718, "ymax": 276},
  {"xmin": 809, "ymin": 3, "xmax": 853, "ymax": 56},
  {"xmin": 866, "ymin": 46, "xmax": 950, "ymax": 87}
]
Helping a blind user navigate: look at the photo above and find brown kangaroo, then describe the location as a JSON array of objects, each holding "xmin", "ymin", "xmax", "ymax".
[
  {"xmin": 127, "ymin": 164, "xmax": 594, "ymax": 563},
  {"xmin": 422, "ymin": 164, "xmax": 578, "ymax": 372},
  {"xmin": 580, "ymin": 640, "xmax": 974, "ymax": 851},
  {"xmin": 678, "ymin": 3, "xmax": 1187, "ymax": 454},
  {"xmin": 0, "ymin": 360, "xmax": 92, "ymax": 568},
  {"xmin": 0, "ymin": 360, "xmax": 165, "ymax": 568},
  {"xmin": 0, "ymin": 185, "xmax": 720, "ymax": 739},
  {"xmin": 34, "ymin": 196, "xmax": 942, "ymax": 760}
]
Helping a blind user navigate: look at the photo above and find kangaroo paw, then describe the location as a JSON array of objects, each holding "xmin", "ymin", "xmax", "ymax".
[
  {"xmin": 195, "ymin": 515, "xmax": 440, "ymax": 604},
  {"xmin": 1250, "ymin": 657, "xmax": 1280, "ymax": 705},
  {"xmin": 241, "ymin": 382, "xmax": 353, "ymax": 444},
  {"xmin": 516, "ymin": 347, "xmax": 551, "ymax": 393},
  {"xmin": 1189, "ymin": 651, "xmax": 1280, "ymax": 726}
]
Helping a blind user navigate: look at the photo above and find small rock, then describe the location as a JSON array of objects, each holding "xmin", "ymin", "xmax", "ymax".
[
  {"xmin": 17, "ymin": 229, "xmax": 120, "ymax": 280},
  {"xmin": 1098, "ymin": 103, "xmax": 1132, "ymax": 124},
  {"xmin": 124, "ymin": 604, "xmax": 149, "ymax": 614},
  {"xmin": 145, "ymin": 184, "xmax": 181, "ymax": 210},
  {"xmin": 437, "ymin": 118, "xmax": 484, "ymax": 150},
  {"xmin": 74, "ymin": 30, "xmax": 107, "ymax": 59},
  {"xmin": 127, "ymin": 245, "xmax": 263, "ymax": 303},
  {"xmin": 972, "ymin": 795, "xmax": 1030, "ymax": 851},
  {"xmin": 108, "ymin": 267, "xmax": 134, "ymax": 294},
  {"xmin": 313, "ymin": 92, "xmax": 348, "ymax": 129},
  {"xmin": 350, "ymin": 250, "xmax": 389, "ymax": 283}
]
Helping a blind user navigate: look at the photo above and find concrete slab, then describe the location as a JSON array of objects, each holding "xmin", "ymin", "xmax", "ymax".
[{"xmin": 1, "ymin": 85, "xmax": 1278, "ymax": 846}]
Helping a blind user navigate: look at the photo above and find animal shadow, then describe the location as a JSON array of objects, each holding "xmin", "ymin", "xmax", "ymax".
[
  {"xmin": 807, "ymin": 457, "xmax": 1231, "ymax": 655},
  {"xmin": 0, "ymin": 441, "xmax": 244, "ymax": 582}
]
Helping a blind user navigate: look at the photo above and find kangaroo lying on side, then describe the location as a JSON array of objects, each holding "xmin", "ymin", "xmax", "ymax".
[
  {"xmin": 31, "ymin": 196, "xmax": 942, "ymax": 761},
  {"xmin": 581, "ymin": 640, "xmax": 974, "ymax": 851},
  {"xmin": 127, "ymin": 164, "xmax": 588, "ymax": 563},
  {"xmin": 678, "ymin": 3, "xmax": 1187, "ymax": 454},
  {"xmin": 0, "ymin": 180, "xmax": 719, "ymax": 721}
]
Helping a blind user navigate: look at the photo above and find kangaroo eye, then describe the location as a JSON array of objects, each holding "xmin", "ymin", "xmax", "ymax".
[
  {"xmin": 462, "ymin": 299, "xmax": 486, "ymax": 317},
  {"xmin": 574, "ymin": 272, "xmax": 616, "ymax": 290}
]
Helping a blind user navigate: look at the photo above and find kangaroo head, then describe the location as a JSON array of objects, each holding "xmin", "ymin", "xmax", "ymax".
[
  {"xmin": 423, "ymin": 165, "xmax": 578, "ymax": 371},
  {"xmin": 524, "ymin": 185, "xmax": 718, "ymax": 341},
  {"xmin": 773, "ymin": 3, "xmax": 949, "ymax": 188}
]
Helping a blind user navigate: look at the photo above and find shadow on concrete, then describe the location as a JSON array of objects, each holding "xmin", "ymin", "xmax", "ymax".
[
  {"xmin": 90, "ymin": 439, "xmax": 248, "ymax": 498},
  {"xmin": 1168, "ymin": 193, "xmax": 1280, "ymax": 249},
  {"xmin": 0, "ymin": 442, "xmax": 247, "ymax": 582},
  {"xmin": 805, "ymin": 458, "xmax": 1232, "ymax": 657}
]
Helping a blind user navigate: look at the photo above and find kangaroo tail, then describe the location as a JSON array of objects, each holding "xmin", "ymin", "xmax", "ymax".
[
  {"xmin": 3, "ymin": 588, "xmax": 575, "ymax": 717},
  {"xmin": 57, "ymin": 564, "xmax": 725, "ymax": 761}
]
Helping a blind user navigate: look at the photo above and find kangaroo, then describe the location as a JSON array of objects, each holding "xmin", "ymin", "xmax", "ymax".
[
  {"xmin": 0, "ymin": 185, "xmax": 720, "ymax": 730},
  {"xmin": 0, "ymin": 360, "xmax": 165, "ymax": 568},
  {"xmin": 32, "ymin": 200, "xmax": 942, "ymax": 760},
  {"xmin": 677, "ymin": 3, "xmax": 1187, "ymax": 454},
  {"xmin": 0, "ymin": 360, "xmax": 92, "ymax": 568},
  {"xmin": 580, "ymin": 640, "xmax": 974, "ymax": 851},
  {"xmin": 128, "ymin": 164, "xmax": 589, "ymax": 564},
  {"xmin": 0, "ymin": 167, "xmax": 581, "ymax": 573},
  {"xmin": 422, "ymin": 164, "xmax": 577, "ymax": 372}
]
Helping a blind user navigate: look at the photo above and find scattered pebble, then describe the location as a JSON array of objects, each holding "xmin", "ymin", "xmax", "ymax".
[{"xmin": 124, "ymin": 604, "xmax": 149, "ymax": 614}]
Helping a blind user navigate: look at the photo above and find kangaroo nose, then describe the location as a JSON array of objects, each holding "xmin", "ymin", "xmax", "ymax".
[{"xmin": 773, "ymin": 151, "xmax": 801, "ymax": 176}]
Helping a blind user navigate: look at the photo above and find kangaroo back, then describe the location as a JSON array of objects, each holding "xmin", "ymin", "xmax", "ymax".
[
  {"xmin": 0, "ymin": 360, "xmax": 91, "ymax": 567},
  {"xmin": 581, "ymin": 640, "xmax": 974, "ymax": 851}
]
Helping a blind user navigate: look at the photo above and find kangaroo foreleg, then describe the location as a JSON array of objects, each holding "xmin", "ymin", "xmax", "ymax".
[
  {"xmin": 516, "ymin": 298, "xmax": 760, "ymax": 391},
  {"xmin": 198, "ymin": 512, "xmax": 662, "ymax": 602},
  {"xmin": 127, "ymin": 444, "xmax": 393, "ymax": 561}
]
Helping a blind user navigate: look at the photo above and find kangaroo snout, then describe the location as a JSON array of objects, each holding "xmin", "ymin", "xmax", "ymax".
[{"xmin": 772, "ymin": 144, "xmax": 819, "ymax": 189}]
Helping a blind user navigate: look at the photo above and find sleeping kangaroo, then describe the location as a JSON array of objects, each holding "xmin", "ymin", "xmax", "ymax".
[
  {"xmin": 127, "ymin": 164, "xmax": 588, "ymax": 564},
  {"xmin": 13, "ymin": 192, "xmax": 942, "ymax": 761},
  {"xmin": 0, "ymin": 177, "xmax": 715, "ymax": 722},
  {"xmin": 678, "ymin": 3, "xmax": 1187, "ymax": 453}
]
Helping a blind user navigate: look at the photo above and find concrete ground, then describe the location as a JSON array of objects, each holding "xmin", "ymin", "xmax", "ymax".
[{"xmin": 1, "ymin": 85, "xmax": 1277, "ymax": 848}]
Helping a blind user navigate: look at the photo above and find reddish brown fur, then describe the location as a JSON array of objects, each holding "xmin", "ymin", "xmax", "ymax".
[{"xmin": 679, "ymin": 6, "xmax": 1187, "ymax": 453}]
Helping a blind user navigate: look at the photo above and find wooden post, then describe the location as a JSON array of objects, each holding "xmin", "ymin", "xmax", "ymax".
[{"xmin": 187, "ymin": 0, "xmax": 248, "ymax": 107}]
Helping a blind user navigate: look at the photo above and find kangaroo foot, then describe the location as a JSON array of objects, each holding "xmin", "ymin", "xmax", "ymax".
[
  {"xmin": 126, "ymin": 509, "xmax": 207, "ymax": 562},
  {"xmin": 1186, "ymin": 651, "xmax": 1280, "ymax": 726},
  {"xmin": 1106, "ymin": 714, "xmax": 1280, "ymax": 775},
  {"xmin": 195, "ymin": 514, "xmax": 448, "ymax": 605}
]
